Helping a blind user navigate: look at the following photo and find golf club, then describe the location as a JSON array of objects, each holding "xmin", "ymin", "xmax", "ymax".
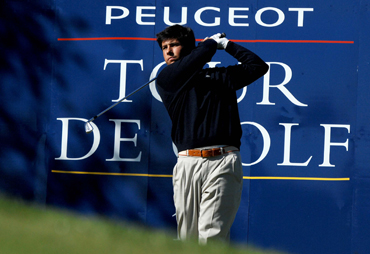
[
  {"xmin": 85, "ymin": 77, "xmax": 157, "ymax": 133},
  {"xmin": 85, "ymin": 33, "xmax": 226, "ymax": 134}
]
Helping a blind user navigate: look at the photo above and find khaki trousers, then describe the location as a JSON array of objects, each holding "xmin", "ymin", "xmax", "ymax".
[{"xmin": 172, "ymin": 148, "xmax": 243, "ymax": 244}]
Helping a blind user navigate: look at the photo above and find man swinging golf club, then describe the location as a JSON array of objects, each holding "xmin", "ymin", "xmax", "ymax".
[{"xmin": 155, "ymin": 25, "xmax": 269, "ymax": 244}]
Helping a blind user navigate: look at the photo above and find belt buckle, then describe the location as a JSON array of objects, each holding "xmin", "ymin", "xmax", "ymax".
[
  {"xmin": 202, "ymin": 148, "xmax": 222, "ymax": 157},
  {"xmin": 212, "ymin": 148, "xmax": 222, "ymax": 157},
  {"xmin": 200, "ymin": 148, "xmax": 208, "ymax": 157}
]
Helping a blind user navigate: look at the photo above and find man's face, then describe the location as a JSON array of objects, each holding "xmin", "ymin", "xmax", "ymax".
[{"xmin": 161, "ymin": 39, "xmax": 183, "ymax": 65}]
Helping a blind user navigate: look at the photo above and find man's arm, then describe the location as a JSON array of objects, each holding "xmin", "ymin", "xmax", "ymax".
[
  {"xmin": 157, "ymin": 39, "xmax": 217, "ymax": 92},
  {"xmin": 223, "ymin": 41, "xmax": 269, "ymax": 91}
]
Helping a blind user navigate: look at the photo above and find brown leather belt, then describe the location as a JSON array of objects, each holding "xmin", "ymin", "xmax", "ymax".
[{"xmin": 178, "ymin": 146, "xmax": 238, "ymax": 158}]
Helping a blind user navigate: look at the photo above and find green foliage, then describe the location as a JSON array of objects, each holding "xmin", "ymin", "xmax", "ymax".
[{"xmin": 0, "ymin": 195, "xmax": 283, "ymax": 254}]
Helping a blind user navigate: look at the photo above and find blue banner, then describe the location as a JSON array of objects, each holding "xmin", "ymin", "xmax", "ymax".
[{"xmin": 1, "ymin": 0, "xmax": 369, "ymax": 253}]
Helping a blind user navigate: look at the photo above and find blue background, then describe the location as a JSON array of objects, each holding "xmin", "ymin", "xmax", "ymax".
[{"xmin": 1, "ymin": 1, "xmax": 369, "ymax": 253}]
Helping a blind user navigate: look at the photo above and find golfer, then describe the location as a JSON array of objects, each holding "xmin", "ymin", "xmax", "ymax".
[{"xmin": 156, "ymin": 25, "xmax": 268, "ymax": 243}]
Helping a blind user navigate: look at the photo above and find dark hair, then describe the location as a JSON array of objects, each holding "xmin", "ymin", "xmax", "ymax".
[{"xmin": 156, "ymin": 25, "xmax": 196, "ymax": 56}]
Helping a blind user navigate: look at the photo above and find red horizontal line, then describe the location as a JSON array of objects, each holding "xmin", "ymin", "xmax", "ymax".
[
  {"xmin": 230, "ymin": 39, "xmax": 354, "ymax": 44},
  {"xmin": 58, "ymin": 37, "xmax": 157, "ymax": 41},
  {"xmin": 57, "ymin": 37, "xmax": 354, "ymax": 44}
]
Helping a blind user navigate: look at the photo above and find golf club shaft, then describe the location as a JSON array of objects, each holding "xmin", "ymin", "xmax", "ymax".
[
  {"xmin": 87, "ymin": 77, "xmax": 157, "ymax": 123},
  {"xmin": 87, "ymin": 33, "xmax": 225, "ymax": 123}
]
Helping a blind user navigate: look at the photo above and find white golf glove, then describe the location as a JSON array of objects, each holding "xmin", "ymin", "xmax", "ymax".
[{"xmin": 210, "ymin": 33, "xmax": 229, "ymax": 49}]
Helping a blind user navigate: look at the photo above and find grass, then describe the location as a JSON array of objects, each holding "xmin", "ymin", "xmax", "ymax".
[{"xmin": 0, "ymin": 195, "xmax": 283, "ymax": 254}]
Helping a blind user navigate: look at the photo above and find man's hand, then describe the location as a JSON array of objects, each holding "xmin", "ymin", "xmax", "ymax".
[{"xmin": 210, "ymin": 33, "xmax": 229, "ymax": 50}]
